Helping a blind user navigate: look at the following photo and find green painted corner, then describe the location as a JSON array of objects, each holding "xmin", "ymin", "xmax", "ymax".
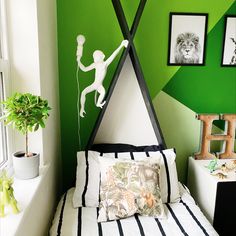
[
  {"xmin": 135, "ymin": 0, "xmax": 235, "ymax": 98},
  {"xmin": 163, "ymin": 2, "xmax": 236, "ymax": 114},
  {"xmin": 153, "ymin": 91, "xmax": 232, "ymax": 183}
]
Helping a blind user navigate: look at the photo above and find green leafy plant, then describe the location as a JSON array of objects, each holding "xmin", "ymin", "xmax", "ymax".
[{"xmin": 0, "ymin": 93, "xmax": 51, "ymax": 157}]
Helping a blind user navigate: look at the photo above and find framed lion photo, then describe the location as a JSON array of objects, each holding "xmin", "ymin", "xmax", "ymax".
[
  {"xmin": 167, "ymin": 13, "xmax": 208, "ymax": 66},
  {"xmin": 221, "ymin": 15, "xmax": 236, "ymax": 67}
]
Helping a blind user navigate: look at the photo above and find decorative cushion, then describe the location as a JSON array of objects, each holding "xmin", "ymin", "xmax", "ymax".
[
  {"xmin": 97, "ymin": 157, "xmax": 165, "ymax": 222},
  {"xmin": 73, "ymin": 147, "xmax": 180, "ymax": 208}
]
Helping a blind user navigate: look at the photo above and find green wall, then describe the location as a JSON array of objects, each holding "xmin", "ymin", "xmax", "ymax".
[{"xmin": 57, "ymin": 0, "xmax": 236, "ymax": 190}]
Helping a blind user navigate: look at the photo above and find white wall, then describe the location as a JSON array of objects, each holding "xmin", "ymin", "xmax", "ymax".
[
  {"xmin": 95, "ymin": 56, "xmax": 159, "ymax": 145},
  {"xmin": 6, "ymin": 0, "xmax": 43, "ymax": 158},
  {"xmin": 5, "ymin": 0, "xmax": 61, "ymax": 235}
]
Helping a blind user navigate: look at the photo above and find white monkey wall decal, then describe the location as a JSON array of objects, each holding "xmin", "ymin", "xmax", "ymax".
[{"xmin": 76, "ymin": 35, "xmax": 129, "ymax": 117}]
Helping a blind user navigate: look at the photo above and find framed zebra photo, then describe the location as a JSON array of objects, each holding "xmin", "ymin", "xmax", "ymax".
[{"xmin": 221, "ymin": 15, "xmax": 236, "ymax": 66}]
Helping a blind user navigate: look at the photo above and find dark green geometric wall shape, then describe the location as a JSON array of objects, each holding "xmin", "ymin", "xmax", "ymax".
[
  {"xmin": 163, "ymin": 2, "xmax": 236, "ymax": 114},
  {"xmin": 134, "ymin": 0, "xmax": 235, "ymax": 98}
]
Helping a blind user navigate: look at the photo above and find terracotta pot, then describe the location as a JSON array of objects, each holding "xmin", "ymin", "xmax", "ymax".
[{"xmin": 13, "ymin": 151, "xmax": 40, "ymax": 179}]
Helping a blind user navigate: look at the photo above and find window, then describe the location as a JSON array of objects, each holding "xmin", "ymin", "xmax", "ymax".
[
  {"xmin": 0, "ymin": 0, "xmax": 9, "ymax": 168},
  {"xmin": 0, "ymin": 71, "xmax": 8, "ymax": 167}
]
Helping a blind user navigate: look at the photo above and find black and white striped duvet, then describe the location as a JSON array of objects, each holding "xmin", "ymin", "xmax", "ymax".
[
  {"xmin": 73, "ymin": 149, "xmax": 180, "ymax": 209},
  {"xmin": 50, "ymin": 184, "xmax": 218, "ymax": 236}
]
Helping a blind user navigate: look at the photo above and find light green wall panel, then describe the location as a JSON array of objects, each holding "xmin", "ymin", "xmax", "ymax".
[
  {"xmin": 153, "ymin": 91, "xmax": 232, "ymax": 182},
  {"xmin": 154, "ymin": 91, "xmax": 201, "ymax": 182}
]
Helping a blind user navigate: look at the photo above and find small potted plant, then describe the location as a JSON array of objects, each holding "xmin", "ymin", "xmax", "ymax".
[{"xmin": 0, "ymin": 93, "xmax": 51, "ymax": 179}]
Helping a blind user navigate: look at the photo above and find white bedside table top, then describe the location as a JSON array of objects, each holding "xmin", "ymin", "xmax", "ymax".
[{"xmin": 189, "ymin": 156, "xmax": 236, "ymax": 183}]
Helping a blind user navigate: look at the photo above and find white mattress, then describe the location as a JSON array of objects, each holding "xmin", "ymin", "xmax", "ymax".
[{"xmin": 50, "ymin": 184, "xmax": 218, "ymax": 236}]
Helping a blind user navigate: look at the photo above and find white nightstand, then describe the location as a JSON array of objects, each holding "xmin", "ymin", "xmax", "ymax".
[{"xmin": 187, "ymin": 156, "xmax": 236, "ymax": 236}]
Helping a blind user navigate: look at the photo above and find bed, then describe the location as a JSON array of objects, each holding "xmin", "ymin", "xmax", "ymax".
[
  {"xmin": 49, "ymin": 146, "xmax": 219, "ymax": 236},
  {"xmin": 50, "ymin": 184, "xmax": 218, "ymax": 236}
]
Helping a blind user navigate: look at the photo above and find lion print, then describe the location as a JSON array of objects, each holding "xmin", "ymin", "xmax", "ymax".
[{"xmin": 174, "ymin": 32, "xmax": 201, "ymax": 64}]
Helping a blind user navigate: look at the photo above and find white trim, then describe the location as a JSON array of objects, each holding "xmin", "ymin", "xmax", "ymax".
[
  {"xmin": 0, "ymin": 70, "xmax": 8, "ymax": 168},
  {"xmin": 0, "ymin": 36, "xmax": 9, "ymax": 169},
  {"xmin": 0, "ymin": 0, "xmax": 9, "ymax": 60},
  {"xmin": 0, "ymin": 0, "xmax": 12, "ymax": 169}
]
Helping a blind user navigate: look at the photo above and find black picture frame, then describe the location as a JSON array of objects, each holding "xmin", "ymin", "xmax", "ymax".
[
  {"xmin": 167, "ymin": 12, "xmax": 208, "ymax": 66},
  {"xmin": 221, "ymin": 15, "xmax": 236, "ymax": 67}
]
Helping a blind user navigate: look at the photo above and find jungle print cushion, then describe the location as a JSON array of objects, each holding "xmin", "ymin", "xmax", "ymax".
[{"xmin": 97, "ymin": 157, "xmax": 165, "ymax": 222}]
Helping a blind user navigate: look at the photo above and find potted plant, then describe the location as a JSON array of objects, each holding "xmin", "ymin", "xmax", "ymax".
[{"xmin": 0, "ymin": 93, "xmax": 51, "ymax": 179}]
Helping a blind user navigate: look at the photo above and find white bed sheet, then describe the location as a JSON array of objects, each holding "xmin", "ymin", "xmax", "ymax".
[{"xmin": 50, "ymin": 183, "xmax": 218, "ymax": 236}]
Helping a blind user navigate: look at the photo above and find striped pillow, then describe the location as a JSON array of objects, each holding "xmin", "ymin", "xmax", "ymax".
[{"xmin": 73, "ymin": 148, "xmax": 180, "ymax": 208}]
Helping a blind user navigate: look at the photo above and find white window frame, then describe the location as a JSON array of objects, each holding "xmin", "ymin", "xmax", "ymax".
[
  {"xmin": 0, "ymin": 61, "xmax": 9, "ymax": 168},
  {"xmin": 0, "ymin": 0, "xmax": 11, "ymax": 169}
]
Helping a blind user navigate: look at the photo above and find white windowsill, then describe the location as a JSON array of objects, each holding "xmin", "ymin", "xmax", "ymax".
[{"xmin": 0, "ymin": 165, "xmax": 49, "ymax": 236}]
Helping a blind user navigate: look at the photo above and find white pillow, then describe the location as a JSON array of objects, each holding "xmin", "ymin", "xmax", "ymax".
[
  {"xmin": 73, "ymin": 148, "xmax": 180, "ymax": 208},
  {"xmin": 73, "ymin": 151, "xmax": 100, "ymax": 207}
]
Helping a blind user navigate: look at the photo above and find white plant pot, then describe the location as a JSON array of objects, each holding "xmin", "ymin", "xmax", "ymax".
[{"xmin": 13, "ymin": 151, "xmax": 40, "ymax": 180}]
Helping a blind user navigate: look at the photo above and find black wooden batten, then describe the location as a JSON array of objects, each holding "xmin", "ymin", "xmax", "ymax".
[{"xmin": 86, "ymin": 0, "xmax": 166, "ymax": 149}]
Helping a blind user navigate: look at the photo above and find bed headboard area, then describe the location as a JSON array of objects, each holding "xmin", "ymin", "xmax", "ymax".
[
  {"xmin": 86, "ymin": 0, "xmax": 166, "ymax": 150},
  {"xmin": 90, "ymin": 143, "xmax": 164, "ymax": 153},
  {"xmin": 91, "ymin": 56, "xmax": 165, "ymax": 148}
]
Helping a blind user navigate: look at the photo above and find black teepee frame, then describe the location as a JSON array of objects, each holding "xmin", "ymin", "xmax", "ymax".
[{"xmin": 86, "ymin": 0, "xmax": 166, "ymax": 149}]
